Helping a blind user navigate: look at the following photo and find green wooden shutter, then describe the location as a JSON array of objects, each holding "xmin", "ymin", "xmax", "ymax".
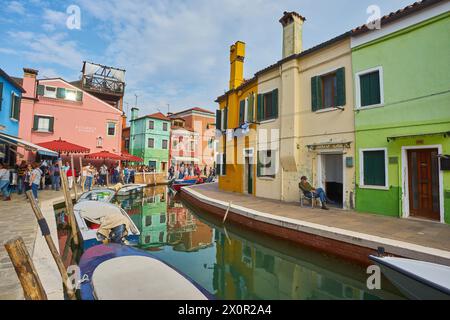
[
  {"xmin": 37, "ymin": 84, "xmax": 45, "ymax": 96},
  {"xmin": 56, "ymin": 88, "xmax": 66, "ymax": 99},
  {"xmin": 14, "ymin": 95, "xmax": 21, "ymax": 120},
  {"xmin": 248, "ymin": 94, "xmax": 254, "ymax": 122},
  {"xmin": 363, "ymin": 150, "xmax": 386, "ymax": 186},
  {"xmin": 239, "ymin": 100, "xmax": 245, "ymax": 125},
  {"xmin": 311, "ymin": 76, "xmax": 322, "ymax": 111},
  {"xmin": 360, "ymin": 71, "xmax": 381, "ymax": 107},
  {"xmin": 10, "ymin": 92, "xmax": 14, "ymax": 118},
  {"xmin": 216, "ymin": 110, "xmax": 222, "ymax": 131},
  {"xmin": 222, "ymin": 153, "xmax": 226, "ymax": 175},
  {"xmin": 257, "ymin": 152, "xmax": 262, "ymax": 177},
  {"xmin": 33, "ymin": 116, "xmax": 39, "ymax": 131},
  {"xmin": 223, "ymin": 108, "xmax": 228, "ymax": 129},
  {"xmin": 0, "ymin": 82, "xmax": 3, "ymax": 111},
  {"xmin": 76, "ymin": 91, "xmax": 83, "ymax": 102},
  {"xmin": 257, "ymin": 94, "xmax": 263, "ymax": 121},
  {"xmin": 49, "ymin": 117, "xmax": 54, "ymax": 132},
  {"xmin": 336, "ymin": 67, "xmax": 346, "ymax": 107},
  {"xmin": 272, "ymin": 89, "xmax": 278, "ymax": 119}
]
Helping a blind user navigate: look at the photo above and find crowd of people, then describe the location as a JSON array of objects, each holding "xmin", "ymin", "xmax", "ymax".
[{"xmin": 0, "ymin": 160, "xmax": 218, "ymax": 202}]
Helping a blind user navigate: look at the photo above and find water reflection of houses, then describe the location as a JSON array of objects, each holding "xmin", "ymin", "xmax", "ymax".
[
  {"xmin": 213, "ymin": 232, "xmax": 400, "ymax": 300},
  {"xmin": 120, "ymin": 186, "xmax": 168, "ymax": 249},
  {"xmin": 167, "ymin": 201, "xmax": 213, "ymax": 252}
]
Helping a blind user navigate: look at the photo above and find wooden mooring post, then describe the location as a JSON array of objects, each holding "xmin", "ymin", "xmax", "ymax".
[
  {"xmin": 26, "ymin": 190, "xmax": 77, "ymax": 300},
  {"xmin": 79, "ymin": 157, "xmax": 85, "ymax": 192},
  {"xmin": 60, "ymin": 169, "xmax": 79, "ymax": 246},
  {"xmin": 4, "ymin": 237, "xmax": 48, "ymax": 300},
  {"xmin": 70, "ymin": 154, "xmax": 78, "ymax": 201}
]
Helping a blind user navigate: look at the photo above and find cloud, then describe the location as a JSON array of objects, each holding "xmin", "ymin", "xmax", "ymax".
[
  {"xmin": 6, "ymin": 1, "xmax": 25, "ymax": 15},
  {"xmin": 42, "ymin": 8, "xmax": 68, "ymax": 31}
]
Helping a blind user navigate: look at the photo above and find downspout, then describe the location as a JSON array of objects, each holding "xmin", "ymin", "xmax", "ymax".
[{"xmin": 279, "ymin": 65, "xmax": 284, "ymax": 202}]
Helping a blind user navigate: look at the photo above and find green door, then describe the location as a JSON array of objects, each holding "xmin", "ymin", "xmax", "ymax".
[{"xmin": 248, "ymin": 163, "xmax": 253, "ymax": 194}]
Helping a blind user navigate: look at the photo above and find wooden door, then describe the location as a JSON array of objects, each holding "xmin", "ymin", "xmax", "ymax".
[
  {"xmin": 247, "ymin": 162, "xmax": 253, "ymax": 195},
  {"xmin": 407, "ymin": 149, "xmax": 440, "ymax": 221}
]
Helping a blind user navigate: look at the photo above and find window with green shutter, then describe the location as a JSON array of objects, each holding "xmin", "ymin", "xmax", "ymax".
[
  {"xmin": 37, "ymin": 84, "xmax": 45, "ymax": 96},
  {"xmin": 10, "ymin": 94, "xmax": 21, "ymax": 121},
  {"xmin": 311, "ymin": 67, "xmax": 346, "ymax": 111},
  {"xmin": 33, "ymin": 115, "xmax": 54, "ymax": 132},
  {"xmin": 257, "ymin": 89, "xmax": 279, "ymax": 122},
  {"xmin": 76, "ymin": 91, "xmax": 83, "ymax": 102},
  {"xmin": 311, "ymin": 76, "xmax": 322, "ymax": 111},
  {"xmin": 359, "ymin": 70, "xmax": 381, "ymax": 107},
  {"xmin": 216, "ymin": 110, "xmax": 222, "ymax": 131},
  {"xmin": 239, "ymin": 100, "xmax": 245, "ymax": 125},
  {"xmin": 56, "ymin": 88, "xmax": 66, "ymax": 99},
  {"xmin": 362, "ymin": 150, "xmax": 386, "ymax": 187},
  {"xmin": 247, "ymin": 94, "xmax": 254, "ymax": 123}
]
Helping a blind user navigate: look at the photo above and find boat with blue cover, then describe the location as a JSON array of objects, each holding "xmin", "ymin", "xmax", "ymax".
[{"xmin": 78, "ymin": 244, "xmax": 214, "ymax": 300}]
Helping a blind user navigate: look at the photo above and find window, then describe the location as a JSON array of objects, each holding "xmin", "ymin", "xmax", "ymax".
[
  {"xmin": 33, "ymin": 115, "xmax": 54, "ymax": 132},
  {"xmin": 257, "ymin": 150, "xmax": 276, "ymax": 178},
  {"xmin": 216, "ymin": 153, "xmax": 226, "ymax": 176},
  {"xmin": 148, "ymin": 138, "xmax": 154, "ymax": 148},
  {"xmin": 311, "ymin": 67, "xmax": 346, "ymax": 111},
  {"xmin": 163, "ymin": 122, "xmax": 168, "ymax": 131},
  {"xmin": 124, "ymin": 138, "xmax": 130, "ymax": 151},
  {"xmin": 162, "ymin": 139, "xmax": 168, "ymax": 150},
  {"xmin": 239, "ymin": 95, "xmax": 255, "ymax": 125},
  {"xmin": 65, "ymin": 89, "xmax": 77, "ymax": 101},
  {"xmin": 149, "ymin": 120, "xmax": 154, "ymax": 130},
  {"xmin": 44, "ymin": 86, "xmax": 57, "ymax": 98},
  {"xmin": 257, "ymin": 89, "xmax": 278, "ymax": 122},
  {"xmin": 356, "ymin": 67, "xmax": 383, "ymax": 108},
  {"xmin": 360, "ymin": 149, "xmax": 388, "ymax": 188},
  {"xmin": 145, "ymin": 215, "xmax": 153, "ymax": 227},
  {"xmin": 216, "ymin": 107, "xmax": 228, "ymax": 131},
  {"xmin": 107, "ymin": 122, "xmax": 116, "ymax": 136},
  {"xmin": 159, "ymin": 232, "xmax": 165, "ymax": 243},
  {"xmin": 190, "ymin": 141, "xmax": 195, "ymax": 151},
  {"xmin": 10, "ymin": 93, "xmax": 21, "ymax": 121},
  {"xmin": 160, "ymin": 214, "xmax": 166, "ymax": 224}
]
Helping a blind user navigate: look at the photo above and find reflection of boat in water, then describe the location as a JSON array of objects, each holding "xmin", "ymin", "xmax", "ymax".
[
  {"xmin": 73, "ymin": 201, "xmax": 140, "ymax": 250},
  {"xmin": 115, "ymin": 184, "xmax": 147, "ymax": 196},
  {"xmin": 79, "ymin": 244, "xmax": 213, "ymax": 300},
  {"xmin": 369, "ymin": 255, "xmax": 450, "ymax": 300}
]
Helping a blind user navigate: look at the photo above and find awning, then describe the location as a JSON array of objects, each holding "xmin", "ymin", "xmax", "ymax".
[
  {"xmin": 37, "ymin": 138, "xmax": 90, "ymax": 154},
  {"xmin": 85, "ymin": 151, "xmax": 123, "ymax": 160},
  {"xmin": 0, "ymin": 133, "xmax": 59, "ymax": 157},
  {"xmin": 121, "ymin": 152, "xmax": 143, "ymax": 162},
  {"xmin": 387, "ymin": 131, "xmax": 450, "ymax": 142},
  {"xmin": 172, "ymin": 156, "xmax": 199, "ymax": 163}
]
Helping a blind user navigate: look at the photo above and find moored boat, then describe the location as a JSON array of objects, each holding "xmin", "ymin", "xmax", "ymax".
[
  {"xmin": 115, "ymin": 184, "xmax": 148, "ymax": 196},
  {"xmin": 369, "ymin": 255, "xmax": 450, "ymax": 300},
  {"xmin": 78, "ymin": 244, "xmax": 213, "ymax": 300},
  {"xmin": 73, "ymin": 201, "xmax": 140, "ymax": 250},
  {"xmin": 171, "ymin": 178, "xmax": 198, "ymax": 192},
  {"xmin": 78, "ymin": 189, "xmax": 116, "ymax": 203}
]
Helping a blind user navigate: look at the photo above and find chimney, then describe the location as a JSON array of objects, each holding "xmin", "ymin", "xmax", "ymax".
[
  {"xmin": 22, "ymin": 68, "xmax": 38, "ymax": 99},
  {"xmin": 279, "ymin": 12, "xmax": 306, "ymax": 59},
  {"xmin": 229, "ymin": 41, "xmax": 245, "ymax": 90},
  {"xmin": 131, "ymin": 107, "xmax": 139, "ymax": 121}
]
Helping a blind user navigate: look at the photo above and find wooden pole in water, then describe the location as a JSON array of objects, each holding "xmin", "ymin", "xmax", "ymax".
[
  {"xmin": 70, "ymin": 154, "xmax": 78, "ymax": 200},
  {"xmin": 79, "ymin": 157, "xmax": 85, "ymax": 192},
  {"xmin": 25, "ymin": 191, "xmax": 77, "ymax": 300},
  {"xmin": 60, "ymin": 170, "xmax": 79, "ymax": 246},
  {"xmin": 223, "ymin": 201, "xmax": 232, "ymax": 223},
  {"xmin": 4, "ymin": 237, "xmax": 48, "ymax": 300}
]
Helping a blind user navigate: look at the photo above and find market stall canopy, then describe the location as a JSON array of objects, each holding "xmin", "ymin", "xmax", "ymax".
[
  {"xmin": 37, "ymin": 138, "xmax": 90, "ymax": 154},
  {"xmin": 0, "ymin": 132, "xmax": 58, "ymax": 157},
  {"xmin": 85, "ymin": 151, "xmax": 123, "ymax": 160},
  {"xmin": 121, "ymin": 152, "xmax": 143, "ymax": 162}
]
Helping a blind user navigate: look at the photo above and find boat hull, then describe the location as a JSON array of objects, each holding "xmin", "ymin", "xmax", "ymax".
[{"xmin": 79, "ymin": 244, "xmax": 214, "ymax": 300}]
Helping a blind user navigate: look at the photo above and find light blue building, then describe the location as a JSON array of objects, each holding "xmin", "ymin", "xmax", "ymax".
[{"xmin": 0, "ymin": 68, "xmax": 25, "ymax": 165}]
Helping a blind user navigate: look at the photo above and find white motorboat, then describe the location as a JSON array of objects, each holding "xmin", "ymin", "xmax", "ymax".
[
  {"xmin": 78, "ymin": 189, "xmax": 116, "ymax": 203},
  {"xmin": 115, "ymin": 184, "xmax": 147, "ymax": 196},
  {"xmin": 369, "ymin": 255, "xmax": 450, "ymax": 300},
  {"xmin": 73, "ymin": 201, "xmax": 140, "ymax": 250}
]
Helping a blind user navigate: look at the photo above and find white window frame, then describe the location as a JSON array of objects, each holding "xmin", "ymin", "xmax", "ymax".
[
  {"xmin": 10, "ymin": 92, "xmax": 19, "ymax": 122},
  {"xmin": 43, "ymin": 86, "xmax": 57, "ymax": 98},
  {"xmin": 244, "ymin": 98, "xmax": 249, "ymax": 123},
  {"xmin": 355, "ymin": 66, "xmax": 384, "ymax": 110},
  {"xmin": 106, "ymin": 122, "xmax": 116, "ymax": 136},
  {"xmin": 36, "ymin": 116, "xmax": 51, "ymax": 132},
  {"xmin": 221, "ymin": 109, "xmax": 226, "ymax": 130},
  {"xmin": 65, "ymin": 89, "xmax": 77, "ymax": 101},
  {"xmin": 359, "ymin": 147, "xmax": 389, "ymax": 190}
]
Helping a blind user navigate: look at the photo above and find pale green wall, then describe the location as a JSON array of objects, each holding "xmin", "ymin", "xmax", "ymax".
[
  {"xmin": 130, "ymin": 117, "xmax": 170, "ymax": 172},
  {"xmin": 353, "ymin": 12, "xmax": 450, "ymax": 223}
]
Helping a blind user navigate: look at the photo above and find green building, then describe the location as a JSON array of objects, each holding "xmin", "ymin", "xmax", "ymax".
[
  {"xmin": 129, "ymin": 108, "xmax": 171, "ymax": 172},
  {"xmin": 352, "ymin": 1, "xmax": 450, "ymax": 223}
]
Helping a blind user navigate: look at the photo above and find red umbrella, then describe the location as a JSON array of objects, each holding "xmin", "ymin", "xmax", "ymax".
[
  {"xmin": 85, "ymin": 151, "xmax": 123, "ymax": 160},
  {"xmin": 37, "ymin": 138, "xmax": 90, "ymax": 154},
  {"xmin": 121, "ymin": 152, "xmax": 143, "ymax": 162}
]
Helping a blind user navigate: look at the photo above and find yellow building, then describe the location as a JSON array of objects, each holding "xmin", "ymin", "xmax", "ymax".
[
  {"xmin": 216, "ymin": 12, "xmax": 356, "ymax": 209},
  {"xmin": 216, "ymin": 41, "xmax": 258, "ymax": 195}
]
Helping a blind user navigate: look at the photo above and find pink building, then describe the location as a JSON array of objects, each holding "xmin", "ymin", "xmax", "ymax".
[{"xmin": 18, "ymin": 68, "xmax": 123, "ymax": 162}]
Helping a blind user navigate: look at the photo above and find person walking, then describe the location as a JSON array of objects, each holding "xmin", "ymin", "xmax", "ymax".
[
  {"xmin": 67, "ymin": 165, "xmax": 76, "ymax": 190},
  {"xmin": 17, "ymin": 160, "xmax": 28, "ymax": 195},
  {"xmin": 0, "ymin": 163, "xmax": 11, "ymax": 201},
  {"xmin": 99, "ymin": 163, "xmax": 108, "ymax": 186},
  {"xmin": 30, "ymin": 163, "xmax": 43, "ymax": 201},
  {"xmin": 84, "ymin": 164, "xmax": 94, "ymax": 191},
  {"xmin": 23, "ymin": 164, "xmax": 32, "ymax": 197},
  {"xmin": 50, "ymin": 162, "xmax": 61, "ymax": 191}
]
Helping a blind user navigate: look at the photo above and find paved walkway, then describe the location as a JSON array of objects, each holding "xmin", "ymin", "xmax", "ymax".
[
  {"xmin": 0, "ymin": 190, "xmax": 65, "ymax": 300},
  {"xmin": 185, "ymin": 183, "xmax": 450, "ymax": 261}
]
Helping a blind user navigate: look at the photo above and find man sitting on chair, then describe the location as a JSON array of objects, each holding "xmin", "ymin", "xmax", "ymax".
[{"xmin": 299, "ymin": 176, "xmax": 329, "ymax": 210}]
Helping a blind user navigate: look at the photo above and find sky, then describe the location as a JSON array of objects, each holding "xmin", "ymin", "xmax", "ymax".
[{"xmin": 0, "ymin": 0, "xmax": 414, "ymax": 118}]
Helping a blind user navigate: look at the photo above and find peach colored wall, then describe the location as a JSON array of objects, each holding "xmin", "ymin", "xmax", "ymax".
[{"xmin": 19, "ymin": 78, "xmax": 122, "ymax": 161}]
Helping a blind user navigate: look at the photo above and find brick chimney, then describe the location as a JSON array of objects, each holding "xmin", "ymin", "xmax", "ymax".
[
  {"xmin": 229, "ymin": 41, "xmax": 245, "ymax": 90},
  {"xmin": 279, "ymin": 12, "xmax": 306, "ymax": 59},
  {"xmin": 22, "ymin": 68, "xmax": 38, "ymax": 99}
]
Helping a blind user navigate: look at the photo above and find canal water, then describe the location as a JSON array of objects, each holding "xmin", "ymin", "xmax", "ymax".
[{"xmin": 57, "ymin": 186, "xmax": 406, "ymax": 300}]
